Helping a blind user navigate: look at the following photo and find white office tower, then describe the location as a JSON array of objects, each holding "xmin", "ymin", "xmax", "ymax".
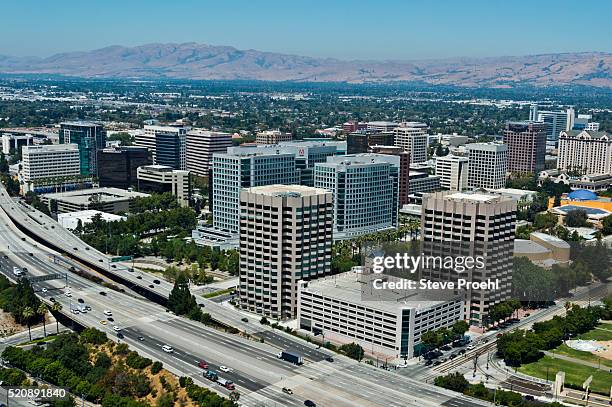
[
  {"xmin": 435, "ymin": 155, "xmax": 469, "ymax": 191},
  {"xmin": 393, "ymin": 122, "xmax": 428, "ymax": 163},
  {"xmin": 134, "ymin": 125, "xmax": 187, "ymax": 170},
  {"xmin": 528, "ymin": 105, "xmax": 575, "ymax": 141},
  {"xmin": 314, "ymin": 154, "xmax": 399, "ymax": 239},
  {"xmin": 557, "ymin": 130, "xmax": 612, "ymax": 176},
  {"xmin": 466, "ymin": 143, "xmax": 508, "ymax": 190},
  {"xmin": 239, "ymin": 185, "xmax": 333, "ymax": 319},
  {"xmin": 185, "ymin": 130, "xmax": 232, "ymax": 177},
  {"xmin": 421, "ymin": 191, "xmax": 516, "ymax": 325},
  {"xmin": 22, "ymin": 144, "xmax": 80, "ymax": 182}
]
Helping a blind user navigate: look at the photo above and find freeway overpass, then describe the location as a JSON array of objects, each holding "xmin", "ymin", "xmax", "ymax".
[{"xmin": 0, "ymin": 188, "xmax": 492, "ymax": 407}]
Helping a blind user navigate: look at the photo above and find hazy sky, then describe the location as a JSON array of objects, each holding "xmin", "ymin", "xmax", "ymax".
[{"xmin": 3, "ymin": 0, "xmax": 612, "ymax": 60}]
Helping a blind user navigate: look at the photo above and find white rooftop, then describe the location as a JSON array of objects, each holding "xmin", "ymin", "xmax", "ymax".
[
  {"xmin": 245, "ymin": 184, "xmax": 329, "ymax": 197},
  {"xmin": 446, "ymin": 192, "xmax": 500, "ymax": 202}
]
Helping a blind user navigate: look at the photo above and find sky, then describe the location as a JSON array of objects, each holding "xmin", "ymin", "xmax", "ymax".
[{"xmin": 2, "ymin": 0, "xmax": 612, "ymax": 60}]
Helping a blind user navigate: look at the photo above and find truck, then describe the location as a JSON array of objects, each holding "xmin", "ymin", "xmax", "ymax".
[
  {"xmin": 216, "ymin": 378, "xmax": 235, "ymax": 390},
  {"xmin": 277, "ymin": 351, "xmax": 303, "ymax": 365},
  {"xmin": 204, "ymin": 370, "xmax": 218, "ymax": 381}
]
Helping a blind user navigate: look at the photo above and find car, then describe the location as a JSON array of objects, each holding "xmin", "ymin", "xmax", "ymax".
[
  {"xmin": 85, "ymin": 306, "xmax": 91, "ymax": 311},
  {"xmin": 441, "ymin": 345, "xmax": 452, "ymax": 351},
  {"xmin": 113, "ymin": 326, "xmax": 121, "ymax": 332},
  {"xmin": 99, "ymin": 291, "xmax": 107, "ymax": 296},
  {"xmin": 117, "ymin": 332, "xmax": 124, "ymax": 339},
  {"xmin": 73, "ymin": 247, "xmax": 78, "ymax": 251},
  {"xmin": 64, "ymin": 291, "xmax": 72, "ymax": 297},
  {"xmin": 424, "ymin": 359, "xmax": 433, "ymax": 366},
  {"xmin": 128, "ymin": 268, "xmax": 134, "ymax": 273},
  {"xmin": 98, "ymin": 259, "xmax": 103, "ymax": 263},
  {"xmin": 219, "ymin": 366, "xmax": 231, "ymax": 372},
  {"xmin": 77, "ymin": 298, "xmax": 84, "ymax": 303},
  {"xmin": 22, "ymin": 267, "xmax": 28, "ymax": 272},
  {"xmin": 198, "ymin": 360, "xmax": 209, "ymax": 369},
  {"xmin": 466, "ymin": 345, "xmax": 475, "ymax": 350},
  {"xmin": 107, "ymin": 317, "xmax": 114, "ymax": 322},
  {"xmin": 28, "ymin": 253, "xmax": 33, "ymax": 256},
  {"xmin": 85, "ymin": 247, "xmax": 89, "ymax": 250},
  {"xmin": 153, "ymin": 279, "xmax": 160, "ymax": 284},
  {"xmin": 458, "ymin": 349, "xmax": 466, "ymax": 355},
  {"xmin": 241, "ymin": 317, "xmax": 248, "ymax": 323},
  {"xmin": 325, "ymin": 356, "xmax": 334, "ymax": 362},
  {"xmin": 433, "ymin": 360, "xmax": 442, "ymax": 366},
  {"xmin": 162, "ymin": 345, "xmax": 174, "ymax": 353},
  {"xmin": 524, "ymin": 313, "xmax": 531, "ymax": 317},
  {"xmin": 282, "ymin": 387, "xmax": 293, "ymax": 395},
  {"xmin": 148, "ymin": 284, "xmax": 154, "ymax": 289},
  {"xmin": 137, "ymin": 336, "xmax": 144, "ymax": 341},
  {"xmin": 198, "ymin": 303, "xmax": 205, "ymax": 307},
  {"xmin": 99, "ymin": 320, "xmax": 107, "ymax": 325},
  {"xmin": 3, "ymin": 255, "xmax": 8, "ymax": 259},
  {"xmin": 111, "ymin": 265, "xmax": 116, "ymax": 268},
  {"xmin": 136, "ymin": 275, "xmax": 142, "ymax": 279},
  {"xmin": 49, "ymin": 297, "xmax": 56, "ymax": 303},
  {"xmin": 41, "ymin": 288, "xmax": 47, "ymax": 293},
  {"xmin": 71, "ymin": 309, "xmax": 79, "ymax": 314},
  {"xmin": 104, "ymin": 310, "xmax": 112, "ymax": 316},
  {"xmin": 304, "ymin": 400, "xmax": 316, "ymax": 407}
]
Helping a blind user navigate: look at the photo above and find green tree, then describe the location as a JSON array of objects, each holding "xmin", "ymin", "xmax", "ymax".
[
  {"xmin": 565, "ymin": 209, "xmax": 588, "ymax": 227},
  {"xmin": 339, "ymin": 343, "xmax": 364, "ymax": 361},
  {"xmin": 51, "ymin": 302, "xmax": 63, "ymax": 334},
  {"xmin": 22, "ymin": 306, "xmax": 35, "ymax": 341},
  {"xmin": 37, "ymin": 303, "xmax": 48, "ymax": 337}
]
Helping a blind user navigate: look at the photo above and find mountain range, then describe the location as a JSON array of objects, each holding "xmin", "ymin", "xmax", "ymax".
[{"xmin": 1, "ymin": 42, "xmax": 611, "ymax": 88}]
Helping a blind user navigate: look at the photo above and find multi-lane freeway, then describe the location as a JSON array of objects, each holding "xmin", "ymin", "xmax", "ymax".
[{"xmin": 0, "ymin": 188, "xmax": 493, "ymax": 406}]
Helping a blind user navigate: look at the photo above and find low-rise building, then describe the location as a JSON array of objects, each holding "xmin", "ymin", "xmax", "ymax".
[
  {"xmin": 137, "ymin": 165, "xmax": 191, "ymax": 207},
  {"xmin": 256, "ymin": 130, "xmax": 292, "ymax": 144},
  {"xmin": 40, "ymin": 187, "xmax": 148, "ymax": 214},
  {"xmin": 57, "ymin": 210, "xmax": 125, "ymax": 230},
  {"xmin": 298, "ymin": 271, "xmax": 464, "ymax": 360}
]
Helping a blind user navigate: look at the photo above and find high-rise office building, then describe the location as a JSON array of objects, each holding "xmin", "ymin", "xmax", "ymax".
[
  {"xmin": 238, "ymin": 185, "xmax": 333, "ymax": 319},
  {"xmin": 314, "ymin": 154, "xmax": 399, "ymax": 239},
  {"xmin": 502, "ymin": 121, "xmax": 547, "ymax": 173},
  {"xmin": 185, "ymin": 130, "xmax": 232, "ymax": 177},
  {"xmin": 22, "ymin": 144, "xmax": 80, "ymax": 182},
  {"xmin": 393, "ymin": 122, "xmax": 428, "ymax": 163},
  {"xmin": 97, "ymin": 146, "xmax": 149, "ymax": 189},
  {"xmin": 347, "ymin": 132, "xmax": 395, "ymax": 154},
  {"xmin": 435, "ymin": 155, "xmax": 469, "ymax": 191},
  {"xmin": 528, "ymin": 105, "xmax": 575, "ymax": 141},
  {"xmin": 369, "ymin": 146, "xmax": 411, "ymax": 206},
  {"xmin": 367, "ymin": 121, "xmax": 399, "ymax": 132},
  {"xmin": 466, "ymin": 143, "xmax": 508, "ymax": 190},
  {"xmin": 557, "ymin": 130, "xmax": 612, "ymax": 175},
  {"xmin": 59, "ymin": 121, "xmax": 107, "ymax": 175},
  {"xmin": 134, "ymin": 125, "xmax": 187, "ymax": 170},
  {"xmin": 421, "ymin": 191, "xmax": 516, "ymax": 325},
  {"xmin": 255, "ymin": 130, "xmax": 292, "ymax": 144},
  {"xmin": 137, "ymin": 165, "xmax": 191, "ymax": 207}
]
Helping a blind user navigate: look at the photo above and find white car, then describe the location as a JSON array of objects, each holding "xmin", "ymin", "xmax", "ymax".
[
  {"xmin": 64, "ymin": 291, "xmax": 72, "ymax": 297},
  {"xmin": 219, "ymin": 365, "xmax": 231, "ymax": 373},
  {"xmin": 103, "ymin": 310, "xmax": 112, "ymax": 316},
  {"xmin": 41, "ymin": 288, "xmax": 47, "ymax": 293},
  {"xmin": 113, "ymin": 326, "xmax": 121, "ymax": 332},
  {"xmin": 162, "ymin": 345, "xmax": 174, "ymax": 353},
  {"xmin": 466, "ymin": 344, "xmax": 475, "ymax": 350}
]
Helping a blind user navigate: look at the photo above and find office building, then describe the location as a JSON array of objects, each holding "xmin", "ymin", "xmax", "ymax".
[
  {"xmin": 20, "ymin": 144, "xmax": 85, "ymax": 194},
  {"xmin": 298, "ymin": 271, "xmax": 464, "ymax": 360},
  {"xmin": 529, "ymin": 105, "xmax": 575, "ymax": 141},
  {"xmin": 502, "ymin": 121, "xmax": 547, "ymax": 173},
  {"xmin": 59, "ymin": 121, "xmax": 106, "ymax": 175},
  {"xmin": 97, "ymin": 146, "xmax": 149, "ymax": 189},
  {"xmin": 347, "ymin": 132, "xmax": 395, "ymax": 154},
  {"xmin": 2, "ymin": 133, "xmax": 33, "ymax": 155},
  {"xmin": 466, "ymin": 143, "xmax": 508, "ymax": 190},
  {"xmin": 367, "ymin": 121, "xmax": 399, "ymax": 133},
  {"xmin": 255, "ymin": 130, "xmax": 292, "ymax": 145},
  {"xmin": 421, "ymin": 191, "xmax": 516, "ymax": 325},
  {"xmin": 435, "ymin": 155, "xmax": 469, "ymax": 191},
  {"xmin": 137, "ymin": 165, "xmax": 191, "ymax": 207},
  {"xmin": 185, "ymin": 130, "xmax": 232, "ymax": 177},
  {"xmin": 393, "ymin": 122, "xmax": 428, "ymax": 163},
  {"xmin": 342, "ymin": 121, "xmax": 367, "ymax": 134},
  {"xmin": 369, "ymin": 146, "xmax": 411, "ymax": 206},
  {"xmin": 57, "ymin": 210, "xmax": 125, "ymax": 231},
  {"xmin": 40, "ymin": 187, "xmax": 148, "ymax": 214},
  {"xmin": 314, "ymin": 154, "xmax": 399, "ymax": 239},
  {"xmin": 134, "ymin": 125, "xmax": 187, "ymax": 170},
  {"xmin": 239, "ymin": 185, "xmax": 333, "ymax": 319},
  {"xmin": 557, "ymin": 130, "xmax": 612, "ymax": 176}
]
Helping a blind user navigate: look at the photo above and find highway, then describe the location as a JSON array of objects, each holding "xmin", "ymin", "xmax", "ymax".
[{"xmin": 0, "ymin": 190, "xmax": 493, "ymax": 406}]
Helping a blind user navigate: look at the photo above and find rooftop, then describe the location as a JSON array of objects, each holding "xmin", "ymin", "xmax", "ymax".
[
  {"xmin": 244, "ymin": 184, "xmax": 329, "ymax": 198},
  {"xmin": 303, "ymin": 271, "xmax": 459, "ymax": 314},
  {"xmin": 445, "ymin": 191, "xmax": 502, "ymax": 203},
  {"xmin": 41, "ymin": 187, "xmax": 148, "ymax": 203}
]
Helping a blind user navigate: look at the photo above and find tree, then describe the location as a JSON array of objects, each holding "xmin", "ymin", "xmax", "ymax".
[
  {"xmin": 37, "ymin": 303, "xmax": 48, "ymax": 337},
  {"xmin": 565, "ymin": 209, "xmax": 588, "ymax": 227},
  {"xmin": 434, "ymin": 372, "xmax": 469, "ymax": 393},
  {"xmin": 533, "ymin": 212, "xmax": 558, "ymax": 230},
  {"xmin": 51, "ymin": 302, "xmax": 63, "ymax": 333},
  {"xmin": 451, "ymin": 320, "xmax": 469, "ymax": 338},
  {"xmin": 229, "ymin": 391, "xmax": 240, "ymax": 402},
  {"xmin": 339, "ymin": 343, "xmax": 364, "ymax": 361},
  {"xmin": 0, "ymin": 152, "xmax": 9, "ymax": 173},
  {"xmin": 22, "ymin": 306, "xmax": 35, "ymax": 341}
]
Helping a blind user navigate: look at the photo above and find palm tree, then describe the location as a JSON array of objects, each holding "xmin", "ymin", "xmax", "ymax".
[
  {"xmin": 37, "ymin": 303, "xmax": 48, "ymax": 337},
  {"xmin": 22, "ymin": 306, "xmax": 35, "ymax": 341},
  {"xmin": 51, "ymin": 302, "xmax": 63, "ymax": 334}
]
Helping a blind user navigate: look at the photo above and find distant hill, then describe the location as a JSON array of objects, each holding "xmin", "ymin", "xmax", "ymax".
[{"xmin": 1, "ymin": 43, "xmax": 611, "ymax": 88}]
